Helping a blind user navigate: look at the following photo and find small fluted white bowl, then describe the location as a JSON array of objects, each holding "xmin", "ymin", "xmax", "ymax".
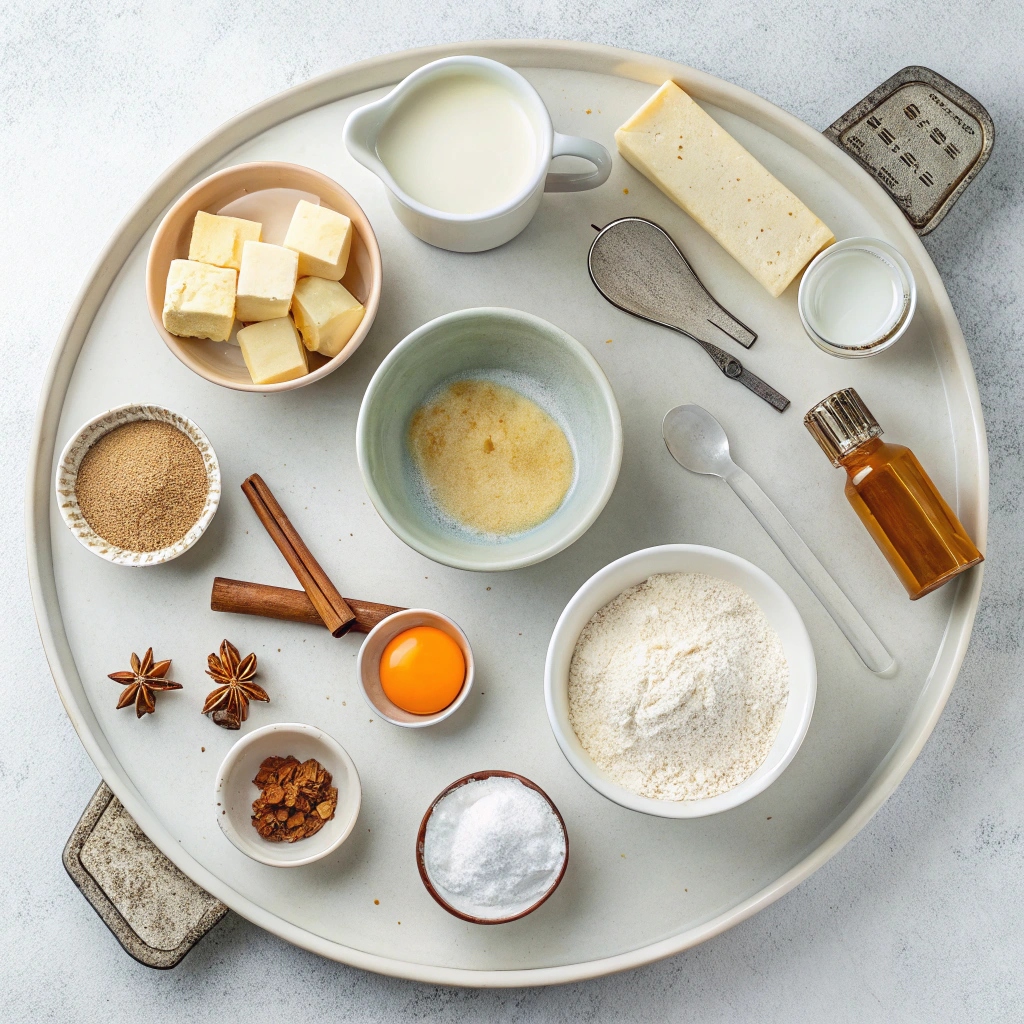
[
  {"xmin": 545, "ymin": 544, "xmax": 816, "ymax": 818},
  {"xmin": 55, "ymin": 403, "xmax": 220, "ymax": 566}
]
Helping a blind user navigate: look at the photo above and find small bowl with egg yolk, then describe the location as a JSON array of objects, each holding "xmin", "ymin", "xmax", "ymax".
[{"xmin": 356, "ymin": 609, "xmax": 474, "ymax": 728}]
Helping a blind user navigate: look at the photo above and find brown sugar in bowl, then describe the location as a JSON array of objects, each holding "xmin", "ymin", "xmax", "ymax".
[
  {"xmin": 56, "ymin": 403, "xmax": 221, "ymax": 567},
  {"xmin": 146, "ymin": 161, "xmax": 382, "ymax": 393}
]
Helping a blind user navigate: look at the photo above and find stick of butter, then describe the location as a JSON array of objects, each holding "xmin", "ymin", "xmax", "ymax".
[{"xmin": 615, "ymin": 81, "xmax": 834, "ymax": 298}]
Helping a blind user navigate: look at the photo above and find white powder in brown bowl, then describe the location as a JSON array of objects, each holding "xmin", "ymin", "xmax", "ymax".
[{"xmin": 567, "ymin": 572, "xmax": 789, "ymax": 801}]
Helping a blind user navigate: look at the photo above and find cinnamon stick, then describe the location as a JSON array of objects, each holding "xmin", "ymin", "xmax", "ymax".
[
  {"xmin": 211, "ymin": 578, "xmax": 402, "ymax": 633},
  {"xmin": 241, "ymin": 474, "xmax": 356, "ymax": 637}
]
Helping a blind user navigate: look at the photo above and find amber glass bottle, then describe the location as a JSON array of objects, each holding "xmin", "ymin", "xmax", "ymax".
[{"xmin": 805, "ymin": 389, "xmax": 983, "ymax": 599}]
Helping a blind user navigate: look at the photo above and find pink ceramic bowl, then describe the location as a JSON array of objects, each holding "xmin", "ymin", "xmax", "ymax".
[{"xmin": 146, "ymin": 161, "xmax": 382, "ymax": 393}]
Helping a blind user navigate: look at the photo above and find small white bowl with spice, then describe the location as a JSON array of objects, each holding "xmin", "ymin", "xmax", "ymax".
[
  {"xmin": 215, "ymin": 722, "xmax": 361, "ymax": 868},
  {"xmin": 55, "ymin": 403, "xmax": 220, "ymax": 566},
  {"xmin": 545, "ymin": 544, "xmax": 816, "ymax": 819}
]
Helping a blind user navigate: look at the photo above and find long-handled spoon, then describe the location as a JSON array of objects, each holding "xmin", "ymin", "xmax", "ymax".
[{"xmin": 663, "ymin": 404, "xmax": 895, "ymax": 676}]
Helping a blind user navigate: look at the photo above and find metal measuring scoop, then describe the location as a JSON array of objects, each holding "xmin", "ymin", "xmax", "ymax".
[
  {"xmin": 663, "ymin": 404, "xmax": 895, "ymax": 676},
  {"xmin": 589, "ymin": 218, "xmax": 790, "ymax": 412}
]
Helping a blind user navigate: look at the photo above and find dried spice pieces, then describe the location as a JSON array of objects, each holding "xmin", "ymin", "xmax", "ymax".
[
  {"xmin": 251, "ymin": 756, "xmax": 338, "ymax": 842},
  {"xmin": 108, "ymin": 648, "xmax": 182, "ymax": 718},
  {"xmin": 202, "ymin": 640, "xmax": 268, "ymax": 730},
  {"xmin": 75, "ymin": 420, "xmax": 208, "ymax": 553}
]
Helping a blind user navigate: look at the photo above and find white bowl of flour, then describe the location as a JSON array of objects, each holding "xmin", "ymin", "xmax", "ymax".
[{"xmin": 544, "ymin": 545, "xmax": 816, "ymax": 818}]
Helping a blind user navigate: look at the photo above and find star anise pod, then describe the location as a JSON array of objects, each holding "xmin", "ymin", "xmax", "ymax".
[
  {"xmin": 108, "ymin": 648, "xmax": 182, "ymax": 718},
  {"xmin": 202, "ymin": 639, "xmax": 268, "ymax": 730}
]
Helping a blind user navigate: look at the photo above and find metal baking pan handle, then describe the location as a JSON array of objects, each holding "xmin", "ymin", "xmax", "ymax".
[
  {"xmin": 823, "ymin": 65, "xmax": 994, "ymax": 235},
  {"xmin": 64, "ymin": 782, "xmax": 227, "ymax": 969}
]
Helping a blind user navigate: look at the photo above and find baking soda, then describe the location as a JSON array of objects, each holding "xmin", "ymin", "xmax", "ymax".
[{"xmin": 423, "ymin": 776, "xmax": 566, "ymax": 920}]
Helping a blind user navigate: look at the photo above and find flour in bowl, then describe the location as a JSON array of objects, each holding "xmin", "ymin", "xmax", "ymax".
[{"xmin": 567, "ymin": 572, "xmax": 789, "ymax": 801}]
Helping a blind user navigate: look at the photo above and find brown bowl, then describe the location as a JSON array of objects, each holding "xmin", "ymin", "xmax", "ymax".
[
  {"xmin": 146, "ymin": 161, "xmax": 382, "ymax": 393},
  {"xmin": 415, "ymin": 770, "xmax": 569, "ymax": 924}
]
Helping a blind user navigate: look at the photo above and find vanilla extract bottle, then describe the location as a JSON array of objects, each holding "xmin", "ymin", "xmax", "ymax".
[{"xmin": 804, "ymin": 388, "xmax": 983, "ymax": 599}]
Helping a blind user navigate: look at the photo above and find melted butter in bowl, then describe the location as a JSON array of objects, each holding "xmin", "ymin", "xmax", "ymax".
[
  {"xmin": 356, "ymin": 307, "xmax": 622, "ymax": 572},
  {"xmin": 408, "ymin": 377, "xmax": 575, "ymax": 537}
]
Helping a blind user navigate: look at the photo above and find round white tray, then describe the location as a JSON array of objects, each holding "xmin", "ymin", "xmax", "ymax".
[{"xmin": 27, "ymin": 41, "xmax": 987, "ymax": 986}]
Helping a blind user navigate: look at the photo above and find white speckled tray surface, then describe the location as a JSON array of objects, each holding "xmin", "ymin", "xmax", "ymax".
[{"xmin": 27, "ymin": 41, "xmax": 987, "ymax": 986}]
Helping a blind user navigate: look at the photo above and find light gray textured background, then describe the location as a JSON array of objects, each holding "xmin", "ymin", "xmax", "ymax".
[{"xmin": 3, "ymin": 1, "xmax": 1021, "ymax": 1020}]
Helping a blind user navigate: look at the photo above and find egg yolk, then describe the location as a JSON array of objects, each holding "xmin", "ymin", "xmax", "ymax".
[{"xmin": 379, "ymin": 626, "xmax": 466, "ymax": 715}]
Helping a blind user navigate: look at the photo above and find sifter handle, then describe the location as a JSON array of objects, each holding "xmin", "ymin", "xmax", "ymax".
[{"xmin": 691, "ymin": 339, "xmax": 790, "ymax": 412}]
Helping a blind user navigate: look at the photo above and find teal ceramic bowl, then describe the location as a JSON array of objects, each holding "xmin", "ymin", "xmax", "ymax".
[{"xmin": 356, "ymin": 307, "xmax": 622, "ymax": 571}]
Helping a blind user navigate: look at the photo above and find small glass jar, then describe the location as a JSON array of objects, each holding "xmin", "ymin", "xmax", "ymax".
[
  {"xmin": 804, "ymin": 388, "xmax": 982, "ymax": 599},
  {"xmin": 798, "ymin": 237, "xmax": 916, "ymax": 358}
]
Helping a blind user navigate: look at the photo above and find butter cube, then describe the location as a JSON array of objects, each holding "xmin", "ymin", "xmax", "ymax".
[
  {"xmin": 291, "ymin": 277, "xmax": 365, "ymax": 357},
  {"xmin": 162, "ymin": 259, "xmax": 237, "ymax": 342},
  {"xmin": 189, "ymin": 211, "xmax": 262, "ymax": 271},
  {"xmin": 236, "ymin": 316, "xmax": 308, "ymax": 385},
  {"xmin": 283, "ymin": 200, "xmax": 353, "ymax": 280},
  {"xmin": 235, "ymin": 241, "xmax": 299, "ymax": 322}
]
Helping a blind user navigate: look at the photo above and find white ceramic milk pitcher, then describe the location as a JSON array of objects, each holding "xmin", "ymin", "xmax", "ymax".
[{"xmin": 344, "ymin": 56, "xmax": 612, "ymax": 253}]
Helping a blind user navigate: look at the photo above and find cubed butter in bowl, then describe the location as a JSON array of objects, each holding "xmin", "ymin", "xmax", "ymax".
[
  {"xmin": 188, "ymin": 211, "xmax": 262, "ymax": 271},
  {"xmin": 162, "ymin": 259, "xmax": 236, "ymax": 342},
  {"xmin": 237, "ymin": 317, "xmax": 308, "ymax": 385},
  {"xmin": 236, "ymin": 241, "xmax": 298, "ymax": 322},
  {"xmin": 146, "ymin": 162, "xmax": 382, "ymax": 393},
  {"xmin": 283, "ymin": 199, "xmax": 353, "ymax": 280},
  {"xmin": 292, "ymin": 277, "xmax": 365, "ymax": 357}
]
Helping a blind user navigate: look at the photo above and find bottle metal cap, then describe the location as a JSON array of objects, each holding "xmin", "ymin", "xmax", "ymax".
[{"xmin": 804, "ymin": 388, "xmax": 883, "ymax": 466}]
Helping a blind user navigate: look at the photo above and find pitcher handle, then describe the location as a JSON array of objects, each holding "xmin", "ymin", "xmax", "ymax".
[{"xmin": 545, "ymin": 133, "xmax": 612, "ymax": 193}]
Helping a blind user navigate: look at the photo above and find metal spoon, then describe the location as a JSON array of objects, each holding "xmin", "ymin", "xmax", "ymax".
[
  {"xmin": 663, "ymin": 404, "xmax": 895, "ymax": 676},
  {"xmin": 588, "ymin": 218, "xmax": 790, "ymax": 411}
]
